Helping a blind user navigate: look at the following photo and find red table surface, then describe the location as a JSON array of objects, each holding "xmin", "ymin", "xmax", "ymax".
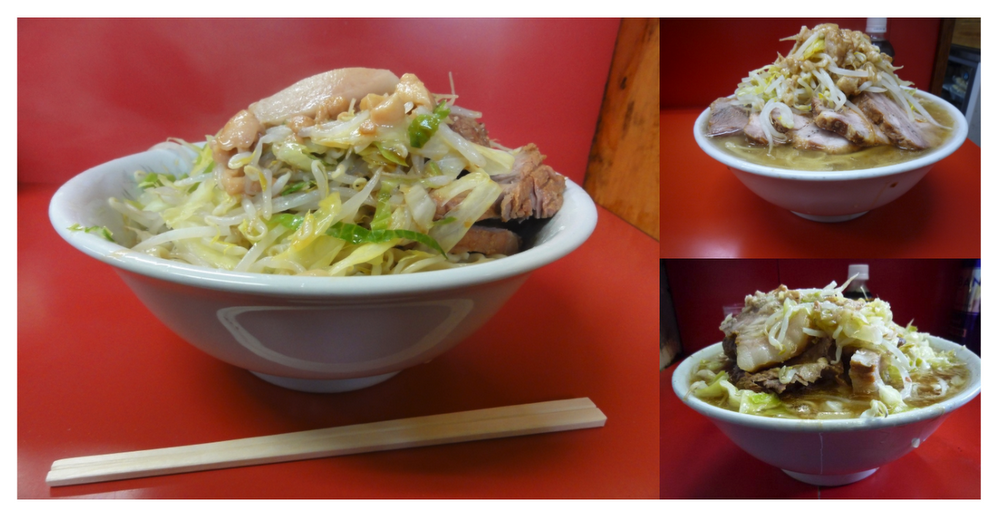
[
  {"xmin": 660, "ymin": 364, "xmax": 981, "ymax": 499},
  {"xmin": 18, "ymin": 183, "xmax": 659, "ymax": 498},
  {"xmin": 660, "ymin": 110, "xmax": 981, "ymax": 259}
]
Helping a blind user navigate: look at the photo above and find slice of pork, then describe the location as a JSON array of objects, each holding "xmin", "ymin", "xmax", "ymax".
[
  {"xmin": 742, "ymin": 112, "xmax": 769, "ymax": 144},
  {"xmin": 848, "ymin": 348, "xmax": 885, "ymax": 395},
  {"xmin": 450, "ymin": 226, "xmax": 522, "ymax": 256},
  {"xmin": 720, "ymin": 293, "xmax": 812, "ymax": 373},
  {"xmin": 743, "ymin": 109, "xmax": 807, "ymax": 142},
  {"xmin": 249, "ymin": 68, "xmax": 400, "ymax": 126},
  {"xmin": 490, "ymin": 144, "xmax": 565, "ymax": 221},
  {"xmin": 433, "ymin": 144, "xmax": 565, "ymax": 223},
  {"xmin": 743, "ymin": 110, "xmax": 857, "ymax": 154},
  {"xmin": 707, "ymin": 97, "xmax": 750, "ymax": 137},
  {"xmin": 854, "ymin": 92, "xmax": 935, "ymax": 150},
  {"xmin": 730, "ymin": 356, "xmax": 843, "ymax": 394},
  {"xmin": 813, "ymin": 97, "xmax": 891, "ymax": 147},
  {"xmin": 789, "ymin": 120, "xmax": 860, "ymax": 154},
  {"xmin": 212, "ymin": 68, "xmax": 401, "ymax": 196},
  {"xmin": 449, "ymin": 115, "xmax": 491, "ymax": 146}
]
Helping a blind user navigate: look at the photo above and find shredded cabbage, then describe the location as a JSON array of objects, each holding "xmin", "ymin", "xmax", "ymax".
[
  {"xmin": 106, "ymin": 73, "xmax": 531, "ymax": 277},
  {"xmin": 692, "ymin": 371, "xmax": 785, "ymax": 416}
]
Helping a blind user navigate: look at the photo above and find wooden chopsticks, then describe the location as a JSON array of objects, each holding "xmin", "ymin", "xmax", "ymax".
[{"xmin": 46, "ymin": 397, "xmax": 606, "ymax": 487}]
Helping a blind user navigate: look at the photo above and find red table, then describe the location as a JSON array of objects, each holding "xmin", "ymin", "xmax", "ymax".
[
  {"xmin": 660, "ymin": 110, "xmax": 981, "ymax": 258},
  {"xmin": 660, "ymin": 363, "xmax": 981, "ymax": 499},
  {"xmin": 18, "ymin": 183, "xmax": 659, "ymax": 498}
]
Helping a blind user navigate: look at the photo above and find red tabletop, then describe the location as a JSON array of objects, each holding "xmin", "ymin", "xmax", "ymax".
[
  {"xmin": 660, "ymin": 363, "xmax": 981, "ymax": 499},
  {"xmin": 660, "ymin": 109, "xmax": 981, "ymax": 259},
  {"xmin": 18, "ymin": 183, "xmax": 659, "ymax": 498}
]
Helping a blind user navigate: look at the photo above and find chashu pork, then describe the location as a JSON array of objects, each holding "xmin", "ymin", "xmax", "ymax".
[
  {"xmin": 720, "ymin": 288, "xmax": 813, "ymax": 373},
  {"xmin": 812, "ymin": 97, "xmax": 892, "ymax": 147},
  {"xmin": 743, "ymin": 110, "xmax": 859, "ymax": 155}
]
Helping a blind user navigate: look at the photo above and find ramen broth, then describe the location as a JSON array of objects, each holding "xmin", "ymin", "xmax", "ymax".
[
  {"xmin": 693, "ymin": 352, "xmax": 970, "ymax": 420},
  {"xmin": 707, "ymin": 99, "xmax": 953, "ymax": 171}
]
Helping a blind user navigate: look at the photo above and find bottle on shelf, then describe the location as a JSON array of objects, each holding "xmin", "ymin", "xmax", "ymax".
[
  {"xmin": 866, "ymin": 18, "xmax": 895, "ymax": 59},
  {"xmin": 947, "ymin": 259, "xmax": 981, "ymax": 355},
  {"xmin": 844, "ymin": 264, "xmax": 873, "ymax": 301}
]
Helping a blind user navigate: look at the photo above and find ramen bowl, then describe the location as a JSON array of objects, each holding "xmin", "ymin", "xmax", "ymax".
[
  {"xmin": 671, "ymin": 337, "xmax": 981, "ymax": 486},
  {"xmin": 693, "ymin": 91, "xmax": 968, "ymax": 222},
  {"xmin": 49, "ymin": 145, "xmax": 597, "ymax": 393}
]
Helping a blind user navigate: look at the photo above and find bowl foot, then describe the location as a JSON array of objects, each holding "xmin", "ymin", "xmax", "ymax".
[
  {"xmin": 791, "ymin": 211, "xmax": 869, "ymax": 223},
  {"xmin": 782, "ymin": 468, "xmax": 879, "ymax": 486},
  {"xmin": 250, "ymin": 371, "xmax": 400, "ymax": 393}
]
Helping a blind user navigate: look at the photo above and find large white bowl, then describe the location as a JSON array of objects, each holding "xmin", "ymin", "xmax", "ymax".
[
  {"xmin": 693, "ymin": 91, "xmax": 968, "ymax": 222},
  {"xmin": 49, "ymin": 145, "xmax": 597, "ymax": 392},
  {"xmin": 671, "ymin": 336, "xmax": 981, "ymax": 486}
]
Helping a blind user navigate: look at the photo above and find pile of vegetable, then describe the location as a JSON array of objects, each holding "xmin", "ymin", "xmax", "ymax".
[{"xmin": 101, "ymin": 70, "xmax": 545, "ymax": 277}]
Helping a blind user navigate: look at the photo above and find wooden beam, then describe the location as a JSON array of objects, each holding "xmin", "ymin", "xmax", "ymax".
[
  {"xmin": 930, "ymin": 18, "xmax": 956, "ymax": 96},
  {"xmin": 584, "ymin": 18, "xmax": 660, "ymax": 240}
]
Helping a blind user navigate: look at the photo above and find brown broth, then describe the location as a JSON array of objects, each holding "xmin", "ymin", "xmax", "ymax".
[{"xmin": 692, "ymin": 353, "xmax": 969, "ymax": 420}]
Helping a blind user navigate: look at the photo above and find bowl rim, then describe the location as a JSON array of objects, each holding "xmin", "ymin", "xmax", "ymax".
[
  {"xmin": 48, "ymin": 147, "xmax": 598, "ymax": 297},
  {"xmin": 692, "ymin": 90, "xmax": 969, "ymax": 182},
  {"xmin": 671, "ymin": 335, "xmax": 981, "ymax": 432}
]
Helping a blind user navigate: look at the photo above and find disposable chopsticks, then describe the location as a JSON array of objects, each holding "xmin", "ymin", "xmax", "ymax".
[{"xmin": 46, "ymin": 397, "xmax": 606, "ymax": 487}]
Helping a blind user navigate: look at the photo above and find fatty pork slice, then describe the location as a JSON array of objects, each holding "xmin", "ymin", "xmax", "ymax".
[
  {"xmin": 249, "ymin": 68, "xmax": 400, "ymax": 126},
  {"xmin": 744, "ymin": 110, "xmax": 859, "ymax": 154},
  {"xmin": 854, "ymin": 92, "xmax": 935, "ymax": 150},
  {"xmin": 848, "ymin": 348, "xmax": 885, "ymax": 395},
  {"xmin": 812, "ymin": 97, "xmax": 891, "ymax": 147},
  {"xmin": 789, "ymin": 119, "xmax": 860, "ymax": 154},
  {"xmin": 721, "ymin": 303, "xmax": 812, "ymax": 373},
  {"xmin": 707, "ymin": 97, "xmax": 750, "ymax": 137},
  {"xmin": 450, "ymin": 226, "xmax": 522, "ymax": 256}
]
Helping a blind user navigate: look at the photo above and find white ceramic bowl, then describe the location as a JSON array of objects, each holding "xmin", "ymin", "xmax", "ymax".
[
  {"xmin": 693, "ymin": 92, "xmax": 968, "ymax": 222},
  {"xmin": 671, "ymin": 336, "xmax": 981, "ymax": 486},
  {"xmin": 49, "ymin": 145, "xmax": 597, "ymax": 392}
]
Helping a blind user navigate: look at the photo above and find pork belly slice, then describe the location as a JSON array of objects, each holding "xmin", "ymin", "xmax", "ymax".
[
  {"xmin": 450, "ymin": 226, "xmax": 521, "ymax": 256},
  {"xmin": 743, "ymin": 110, "xmax": 798, "ymax": 144},
  {"xmin": 854, "ymin": 92, "xmax": 935, "ymax": 150},
  {"xmin": 812, "ymin": 97, "xmax": 891, "ymax": 147},
  {"xmin": 848, "ymin": 348, "xmax": 885, "ymax": 395},
  {"xmin": 789, "ymin": 120, "xmax": 860, "ymax": 154},
  {"xmin": 743, "ymin": 112, "xmax": 769, "ymax": 144},
  {"xmin": 743, "ymin": 110, "xmax": 858, "ymax": 154},
  {"xmin": 720, "ymin": 298, "xmax": 812, "ymax": 373},
  {"xmin": 707, "ymin": 97, "xmax": 750, "ymax": 137},
  {"xmin": 249, "ymin": 68, "xmax": 400, "ymax": 126}
]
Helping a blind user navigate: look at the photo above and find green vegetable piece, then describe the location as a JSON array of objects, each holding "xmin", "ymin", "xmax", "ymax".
[
  {"xmin": 272, "ymin": 141, "xmax": 316, "ymax": 171},
  {"xmin": 270, "ymin": 213, "xmax": 304, "ymax": 230},
  {"xmin": 325, "ymin": 222, "xmax": 446, "ymax": 256},
  {"xmin": 425, "ymin": 161, "xmax": 443, "ymax": 176},
  {"xmin": 407, "ymin": 101, "xmax": 451, "ymax": 148},
  {"xmin": 68, "ymin": 224, "xmax": 114, "ymax": 242},
  {"xmin": 138, "ymin": 173, "xmax": 176, "ymax": 189},
  {"xmin": 374, "ymin": 141, "xmax": 409, "ymax": 167},
  {"xmin": 280, "ymin": 181, "xmax": 313, "ymax": 196},
  {"xmin": 370, "ymin": 182, "xmax": 396, "ymax": 231}
]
